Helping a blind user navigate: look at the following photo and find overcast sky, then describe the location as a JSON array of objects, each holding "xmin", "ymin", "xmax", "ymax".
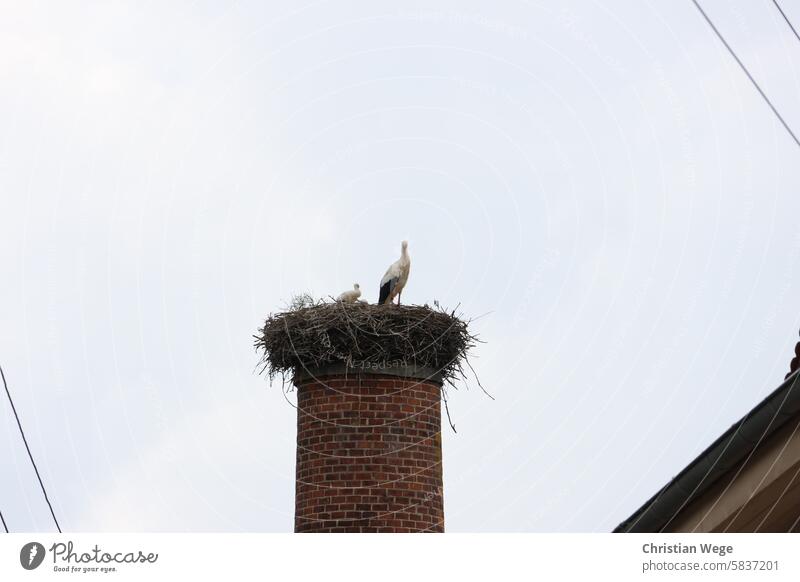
[{"xmin": 2, "ymin": 0, "xmax": 800, "ymax": 533}]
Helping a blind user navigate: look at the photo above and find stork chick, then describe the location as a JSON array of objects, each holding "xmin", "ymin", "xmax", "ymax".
[{"xmin": 337, "ymin": 283, "xmax": 361, "ymax": 303}]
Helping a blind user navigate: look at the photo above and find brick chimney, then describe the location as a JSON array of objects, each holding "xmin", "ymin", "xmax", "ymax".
[
  {"xmin": 293, "ymin": 365, "xmax": 444, "ymax": 533},
  {"xmin": 256, "ymin": 302, "xmax": 472, "ymax": 534}
]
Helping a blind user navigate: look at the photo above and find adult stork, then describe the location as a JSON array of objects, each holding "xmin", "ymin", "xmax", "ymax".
[
  {"xmin": 378, "ymin": 240, "xmax": 411, "ymax": 305},
  {"xmin": 336, "ymin": 283, "xmax": 361, "ymax": 303}
]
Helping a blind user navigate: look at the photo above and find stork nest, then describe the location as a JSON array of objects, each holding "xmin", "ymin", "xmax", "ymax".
[{"xmin": 255, "ymin": 301, "xmax": 481, "ymax": 388}]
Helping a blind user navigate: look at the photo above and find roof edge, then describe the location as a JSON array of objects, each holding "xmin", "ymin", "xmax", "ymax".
[{"xmin": 614, "ymin": 370, "xmax": 800, "ymax": 532}]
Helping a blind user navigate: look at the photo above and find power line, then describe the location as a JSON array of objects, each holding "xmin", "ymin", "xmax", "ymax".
[
  {"xmin": 690, "ymin": 0, "xmax": 800, "ymax": 149},
  {"xmin": 772, "ymin": 0, "xmax": 800, "ymax": 45},
  {"xmin": 0, "ymin": 508, "xmax": 8, "ymax": 533},
  {"xmin": 0, "ymin": 365, "xmax": 62, "ymax": 533}
]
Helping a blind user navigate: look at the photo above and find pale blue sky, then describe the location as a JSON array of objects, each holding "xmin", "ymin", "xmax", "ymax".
[{"xmin": 1, "ymin": 0, "xmax": 800, "ymax": 532}]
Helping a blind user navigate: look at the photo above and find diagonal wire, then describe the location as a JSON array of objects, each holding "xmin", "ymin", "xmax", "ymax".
[
  {"xmin": 0, "ymin": 508, "xmax": 8, "ymax": 533},
  {"xmin": 0, "ymin": 364, "xmax": 62, "ymax": 533},
  {"xmin": 771, "ymin": 0, "xmax": 800, "ymax": 44},
  {"xmin": 690, "ymin": 0, "xmax": 800, "ymax": 149}
]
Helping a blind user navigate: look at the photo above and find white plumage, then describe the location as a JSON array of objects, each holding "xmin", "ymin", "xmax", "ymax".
[
  {"xmin": 378, "ymin": 240, "xmax": 411, "ymax": 305},
  {"xmin": 337, "ymin": 283, "xmax": 361, "ymax": 303}
]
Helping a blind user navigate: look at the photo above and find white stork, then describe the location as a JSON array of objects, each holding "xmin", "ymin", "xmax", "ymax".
[
  {"xmin": 378, "ymin": 240, "xmax": 411, "ymax": 305},
  {"xmin": 336, "ymin": 283, "xmax": 361, "ymax": 303}
]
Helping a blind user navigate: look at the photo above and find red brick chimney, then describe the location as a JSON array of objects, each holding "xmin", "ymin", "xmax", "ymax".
[
  {"xmin": 256, "ymin": 302, "xmax": 472, "ymax": 533},
  {"xmin": 293, "ymin": 365, "xmax": 444, "ymax": 533}
]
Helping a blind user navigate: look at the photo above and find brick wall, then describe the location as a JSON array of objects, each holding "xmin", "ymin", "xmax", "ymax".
[{"xmin": 294, "ymin": 373, "xmax": 444, "ymax": 533}]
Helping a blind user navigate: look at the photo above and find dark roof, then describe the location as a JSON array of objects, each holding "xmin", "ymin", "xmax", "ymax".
[{"xmin": 614, "ymin": 371, "xmax": 800, "ymax": 532}]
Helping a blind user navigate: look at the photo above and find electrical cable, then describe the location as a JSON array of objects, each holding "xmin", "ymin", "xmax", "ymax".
[
  {"xmin": 1, "ymin": 365, "xmax": 62, "ymax": 533},
  {"xmin": 691, "ymin": 0, "xmax": 800, "ymax": 149}
]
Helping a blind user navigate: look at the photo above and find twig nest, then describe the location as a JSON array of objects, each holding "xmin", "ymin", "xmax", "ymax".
[{"xmin": 255, "ymin": 302, "xmax": 477, "ymax": 386}]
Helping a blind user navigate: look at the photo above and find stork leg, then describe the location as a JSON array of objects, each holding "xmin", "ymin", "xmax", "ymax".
[{"xmin": 397, "ymin": 291, "xmax": 402, "ymax": 305}]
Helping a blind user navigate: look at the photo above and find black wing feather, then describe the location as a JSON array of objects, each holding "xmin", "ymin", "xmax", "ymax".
[{"xmin": 378, "ymin": 278, "xmax": 396, "ymax": 304}]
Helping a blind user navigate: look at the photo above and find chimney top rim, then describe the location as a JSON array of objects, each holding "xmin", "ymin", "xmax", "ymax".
[{"xmin": 293, "ymin": 363, "xmax": 443, "ymax": 386}]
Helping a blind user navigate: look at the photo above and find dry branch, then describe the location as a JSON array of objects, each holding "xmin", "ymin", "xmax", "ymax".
[{"xmin": 254, "ymin": 301, "xmax": 481, "ymax": 389}]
